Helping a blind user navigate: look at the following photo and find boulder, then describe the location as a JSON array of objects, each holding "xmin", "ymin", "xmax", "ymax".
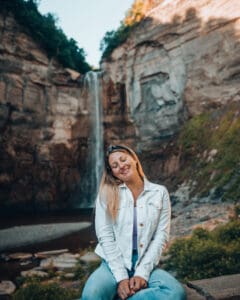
[
  {"xmin": 187, "ymin": 274, "xmax": 240, "ymax": 299},
  {"xmin": 0, "ymin": 281, "xmax": 16, "ymax": 296}
]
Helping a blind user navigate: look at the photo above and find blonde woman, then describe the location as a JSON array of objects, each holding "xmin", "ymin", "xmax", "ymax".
[{"xmin": 81, "ymin": 145, "xmax": 186, "ymax": 300}]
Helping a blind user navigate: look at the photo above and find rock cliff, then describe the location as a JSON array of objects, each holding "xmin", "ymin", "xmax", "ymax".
[
  {"xmin": 0, "ymin": 0, "xmax": 239, "ymax": 216},
  {"xmin": 0, "ymin": 12, "xmax": 100, "ymax": 211},
  {"xmin": 101, "ymin": 0, "xmax": 240, "ymax": 186}
]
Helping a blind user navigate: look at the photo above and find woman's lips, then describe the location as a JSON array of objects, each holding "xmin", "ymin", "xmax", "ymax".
[{"xmin": 120, "ymin": 167, "xmax": 130, "ymax": 175}]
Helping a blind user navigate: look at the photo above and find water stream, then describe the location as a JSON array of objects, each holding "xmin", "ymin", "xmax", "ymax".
[{"xmin": 81, "ymin": 71, "xmax": 104, "ymax": 207}]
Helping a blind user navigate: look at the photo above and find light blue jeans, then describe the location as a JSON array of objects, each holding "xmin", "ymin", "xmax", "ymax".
[{"xmin": 81, "ymin": 251, "xmax": 186, "ymax": 300}]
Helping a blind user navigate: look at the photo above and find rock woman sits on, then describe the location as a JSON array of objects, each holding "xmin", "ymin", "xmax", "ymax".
[{"xmin": 81, "ymin": 144, "xmax": 186, "ymax": 300}]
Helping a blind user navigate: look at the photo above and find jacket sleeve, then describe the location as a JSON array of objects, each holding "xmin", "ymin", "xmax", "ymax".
[
  {"xmin": 134, "ymin": 187, "xmax": 171, "ymax": 281},
  {"xmin": 95, "ymin": 194, "xmax": 129, "ymax": 282}
]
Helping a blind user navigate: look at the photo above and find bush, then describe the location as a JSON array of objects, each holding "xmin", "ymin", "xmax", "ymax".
[
  {"xmin": 12, "ymin": 282, "xmax": 79, "ymax": 300},
  {"xmin": 165, "ymin": 220, "xmax": 240, "ymax": 281}
]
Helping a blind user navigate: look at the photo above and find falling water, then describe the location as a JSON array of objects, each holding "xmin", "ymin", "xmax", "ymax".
[
  {"xmin": 70, "ymin": 71, "xmax": 103, "ymax": 208},
  {"xmin": 83, "ymin": 71, "xmax": 104, "ymax": 207},
  {"xmin": 89, "ymin": 71, "xmax": 103, "ymax": 194}
]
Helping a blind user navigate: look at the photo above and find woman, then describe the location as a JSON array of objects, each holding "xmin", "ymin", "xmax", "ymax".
[{"xmin": 81, "ymin": 144, "xmax": 186, "ymax": 300}]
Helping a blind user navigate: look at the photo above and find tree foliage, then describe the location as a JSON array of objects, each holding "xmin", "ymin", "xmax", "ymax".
[
  {"xmin": 100, "ymin": 24, "xmax": 133, "ymax": 60},
  {"xmin": 0, "ymin": 0, "xmax": 91, "ymax": 73},
  {"xmin": 100, "ymin": 0, "xmax": 163, "ymax": 60}
]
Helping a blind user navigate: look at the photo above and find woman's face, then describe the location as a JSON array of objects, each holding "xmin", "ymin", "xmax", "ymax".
[{"xmin": 108, "ymin": 150, "xmax": 139, "ymax": 183}]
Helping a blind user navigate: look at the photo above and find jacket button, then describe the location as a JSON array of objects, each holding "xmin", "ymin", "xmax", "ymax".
[
  {"xmin": 139, "ymin": 223, "xmax": 144, "ymax": 227},
  {"xmin": 140, "ymin": 243, "xmax": 144, "ymax": 248}
]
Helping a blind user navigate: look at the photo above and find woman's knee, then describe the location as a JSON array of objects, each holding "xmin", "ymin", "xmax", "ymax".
[
  {"xmin": 171, "ymin": 284, "xmax": 187, "ymax": 300},
  {"xmin": 82, "ymin": 284, "xmax": 117, "ymax": 300},
  {"xmin": 149, "ymin": 268, "xmax": 186, "ymax": 300},
  {"xmin": 81, "ymin": 261, "xmax": 117, "ymax": 300},
  {"xmin": 81, "ymin": 285, "xmax": 103, "ymax": 300}
]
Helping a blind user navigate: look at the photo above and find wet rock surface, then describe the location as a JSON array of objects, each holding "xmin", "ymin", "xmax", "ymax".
[{"xmin": 0, "ymin": 222, "xmax": 91, "ymax": 251}]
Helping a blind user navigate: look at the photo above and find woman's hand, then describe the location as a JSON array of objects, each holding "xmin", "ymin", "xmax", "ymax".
[
  {"xmin": 129, "ymin": 276, "xmax": 147, "ymax": 293},
  {"xmin": 117, "ymin": 279, "xmax": 134, "ymax": 300}
]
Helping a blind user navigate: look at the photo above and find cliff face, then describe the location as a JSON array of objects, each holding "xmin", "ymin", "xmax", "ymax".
[
  {"xmin": 0, "ymin": 13, "xmax": 98, "ymax": 211},
  {"xmin": 0, "ymin": 0, "xmax": 240, "ymax": 214},
  {"xmin": 101, "ymin": 0, "xmax": 240, "ymax": 185}
]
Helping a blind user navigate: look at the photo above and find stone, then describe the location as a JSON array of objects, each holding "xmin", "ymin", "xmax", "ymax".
[
  {"xmin": 184, "ymin": 285, "xmax": 205, "ymax": 300},
  {"xmin": 80, "ymin": 252, "xmax": 101, "ymax": 263},
  {"xmin": 188, "ymin": 274, "xmax": 240, "ymax": 300},
  {"xmin": 8, "ymin": 252, "xmax": 33, "ymax": 260},
  {"xmin": 35, "ymin": 249, "xmax": 69, "ymax": 259},
  {"xmin": 40, "ymin": 253, "xmax": 78, "ymax": 271},
  {"xmin": 62, "ymin": 273, "xmax": 75, "ymax": 279},
  {"xmin": 21, "ymin": 269, "xmax": 49, "ymax": 278},
  {"xmin": 0, "ymin": 281, "xmax": 16, "ymax": 295}
]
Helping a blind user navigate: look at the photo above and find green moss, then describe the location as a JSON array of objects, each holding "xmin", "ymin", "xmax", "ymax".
[
  {"xmin": 177, "ymin": 103, "xmax": 240, "ymax": 201},
  {"xmin": 178, "ymin": 113, "xmax": 211, "ymax": 154},
  {"xmin": 165, "ymin": 220, "xmax": 240, "ymax": 281}
]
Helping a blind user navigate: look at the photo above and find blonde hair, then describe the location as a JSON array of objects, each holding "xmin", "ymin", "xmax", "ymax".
[{"xmin": 99, "ymin": 145, "xmax": 145, "ymax": 220}]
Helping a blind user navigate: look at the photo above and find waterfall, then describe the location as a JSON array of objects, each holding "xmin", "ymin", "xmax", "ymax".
[
  {"xmin": 80, "ymin": 71, "xmax": 104, "ymax": 207},
  {"xmin": 70, "ymin": 71, "xmax": 103, "ymax": 208},
  {"xmin": 89, "ymin": 71, "xmax": 103, "ymax": 196}
]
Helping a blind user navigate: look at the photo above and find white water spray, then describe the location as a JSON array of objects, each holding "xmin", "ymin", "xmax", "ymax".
[{"xmin": 85, "ymin": 71, "xmax": 104, "ymax": 204}]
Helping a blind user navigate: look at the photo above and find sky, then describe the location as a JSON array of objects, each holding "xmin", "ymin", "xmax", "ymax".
[{"xmin": 38, "ymin": 0, "xmax": 134, "ymax": 68}]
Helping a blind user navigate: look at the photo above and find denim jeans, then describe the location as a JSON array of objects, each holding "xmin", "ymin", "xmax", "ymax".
[{"xmin": 81, "ymin": 251, "xmax": 186, "ymax": 300}]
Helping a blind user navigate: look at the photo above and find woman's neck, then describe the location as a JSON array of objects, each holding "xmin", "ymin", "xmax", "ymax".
[
  {"xmin": 126, "ymin": 175, "xmax": 143, "ymax": 189},
  {"xmin": 126, "ymin": 176, "xmax": 144, "ymax": 203}
]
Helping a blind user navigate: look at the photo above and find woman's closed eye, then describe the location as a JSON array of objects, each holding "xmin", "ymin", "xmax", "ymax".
[
  {"xmin": 120, "ymin": 156, "xmax": 127, "ymax": 162},
  {"xmin": 111, "ymin": 163, "xmax": 118, "ymax": 169}
]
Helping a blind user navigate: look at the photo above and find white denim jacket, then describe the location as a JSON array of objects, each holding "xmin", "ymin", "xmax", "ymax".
[{"xmin": 95, "ymin": 178, "xmax": 171, "ymax": 282}]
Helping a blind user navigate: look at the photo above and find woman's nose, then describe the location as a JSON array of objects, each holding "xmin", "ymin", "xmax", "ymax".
[{"xmin": 119, "ymin": 161, "xmax": 125, "ymax": 169}]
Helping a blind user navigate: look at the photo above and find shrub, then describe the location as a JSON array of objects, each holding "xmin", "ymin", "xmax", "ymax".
[
  {"xmin": 165, "ymin": 220, "xmax": 240, "ymax": 281},
  {"xmin": 12, "ymin": 282, "xmax": 79, "ymax": 300}
]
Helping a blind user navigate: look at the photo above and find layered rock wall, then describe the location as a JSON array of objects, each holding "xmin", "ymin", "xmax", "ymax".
[
  {"xmin": 0, "ymin": 0, "xmax": 240, "ymax": 211},
  {"xmin": 0, "ymin": 13, "xmax": 97, "ymax": 211},
  {"xmin": 101, "ymin": 0, "xmax": 240, "ymax": 183}
]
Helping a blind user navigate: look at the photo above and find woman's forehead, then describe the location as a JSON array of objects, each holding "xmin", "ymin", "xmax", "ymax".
[{"xmin": 108, "ymin": 150, "xmax": 129, "ymax": 161}]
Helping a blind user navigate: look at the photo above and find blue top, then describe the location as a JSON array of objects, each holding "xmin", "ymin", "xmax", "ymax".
[{"xmin": 133, "ymin": 206, "xmax": 138, "ymax": 250}]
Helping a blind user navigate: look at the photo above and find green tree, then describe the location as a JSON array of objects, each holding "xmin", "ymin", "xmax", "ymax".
[{"xmin": 0, "ymin": 0, "xmax": 91, "ymax": 73}]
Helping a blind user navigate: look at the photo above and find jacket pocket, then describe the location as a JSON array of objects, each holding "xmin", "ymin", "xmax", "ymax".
[{"xmin": 147, "ymin": 200, "xmax": 162, "ymax": 226}]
